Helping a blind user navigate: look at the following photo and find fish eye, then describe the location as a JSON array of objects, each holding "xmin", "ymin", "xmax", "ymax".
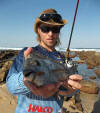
[{"xmin": 33, "ymin": 60, "xmax": 40, "ymax": 66}]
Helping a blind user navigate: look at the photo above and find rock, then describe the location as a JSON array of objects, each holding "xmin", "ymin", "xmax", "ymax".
[
  {"xmin": 75, "ymin": 103, "xmax": 83, "ymax": 112},
  {"xmin": 76, "ymin": 51, "xmax": 89, "ymax": 60},
  {"xmin": 2, "ymin": 60, "xmax": 13, "ymax": 71},
  {"xmin": 76, "ymin": 51, "xmax": 100, "ymax": 69},
  {"xmin": 63, "ymin": 92, "xmax": 83, "ymax": 113},
  {"xmin": 87, "ymin": 64, "xmax": 95, "ymax": 69},
  {"xmin": 95, "ymin": 68, "xmax": 100, "ymax": 78},
  {"xmin": 89, "ymin": 76, "xmax": 96, "ymax": 80},
  {"xmin": 86, "ymin": 58, "xmax": 96, "ymax": 69},
  {"xmin": 0, "ymin": 60, "xmax": 13, "ymax": 82},
  {"xmin": 74, "ymin": 92, "xmax": 83, "ymax": 112},
  {"xmin": 95, "ymin": 52, "xmax": 100, "ymax": 56},
  {"xmin": 0, "ymin": 70, "xmax": 6, "ymax": 82},
  {"xmin": 80, "ymin": 92, "xmax": 98, "ymax": 113},
  {"xmin": 80, "ymin": 80, "xmax": 99, "ymax": 94},
  {"xmin": 76, "ymin": 60, "xmax": 85, "ymax": 64},
  {"xmin": 0, "ymin": 50, "xmax": 19, "ymax": 60},
  {"xmin": 49, "ymin": 87, "xmax": 100, "ymax": 113},
  {"xmin": 0, "ymin": 50, "xmax": 19, "ymax": 83},
  {"xmin": 63, "ymin": 97, "xmax": 82, "ymax": 113},
  {"xmin": 65, "ymin": 51, "xmax": 77, "ymax": 58}
]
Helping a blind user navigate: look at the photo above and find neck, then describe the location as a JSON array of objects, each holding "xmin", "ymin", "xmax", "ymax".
[{"xmin": 40, "ymin": 43, "xmax": 55, "ymax": 52}]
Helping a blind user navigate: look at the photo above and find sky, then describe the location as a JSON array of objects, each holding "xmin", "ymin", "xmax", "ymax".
[{"xmin": 0, "ymin": 0, "xmax": 100, "ymax": 49}]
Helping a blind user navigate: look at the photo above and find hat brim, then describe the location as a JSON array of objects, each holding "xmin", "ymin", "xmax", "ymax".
[{"xmin": 34, "ymin": 17, "xmax": 68, "ymax": 33}]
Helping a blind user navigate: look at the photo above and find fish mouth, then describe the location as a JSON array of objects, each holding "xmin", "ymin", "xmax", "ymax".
[
  {"xmin": 23, "ymin": 70, "xmax": 35, "ymax": 77},
  {"xmin": 23, "ymin": 70, "xmax": 44, "ymax": 77}
]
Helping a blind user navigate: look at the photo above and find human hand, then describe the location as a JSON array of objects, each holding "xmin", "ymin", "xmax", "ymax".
[
  {"xmin": 67, "ymin": 74, "xmax": 82, "ymax": 89},
  {"xmin": 24, "ymin": 80, "xmax": 63, "ymax": 98},
  {"xmin": 24, "ymin": 47, "xmax": 33, "ymax": 58},
  {"xmin": 58, "ymin": 74, "xmax": 82, "ymax": 96}
]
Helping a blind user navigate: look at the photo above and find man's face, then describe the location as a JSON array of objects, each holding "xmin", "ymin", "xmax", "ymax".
[{"xmin": 37, "ymin": 24, "xmax": 61, "ymax": 49}]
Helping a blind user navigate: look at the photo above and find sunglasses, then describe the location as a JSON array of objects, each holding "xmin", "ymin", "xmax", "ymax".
[
  {"xmin": 39, "ymin": 13, "xmax": 63, "ymax": 24},
  {"xmin": 39, "ymin": 25, "xmax": 61, "ymax": 33}
]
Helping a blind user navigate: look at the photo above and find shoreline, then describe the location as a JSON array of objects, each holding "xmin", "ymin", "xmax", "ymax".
[{"xmin": 0, "ymin": 47, "xmax": 100, "ymax": 52}]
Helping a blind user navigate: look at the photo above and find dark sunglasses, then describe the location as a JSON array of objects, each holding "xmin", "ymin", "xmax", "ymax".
[
  {"xmin": 39, "ymin": 13, "xmax": 63, "ymax": 24},
  {"xmin": 39, "ymin": 25, "xmax": 61, "ymax": 33}
]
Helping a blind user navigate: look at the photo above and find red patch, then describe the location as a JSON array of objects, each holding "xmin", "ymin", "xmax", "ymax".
[{"xmin": 28, "ymin": 104, "xmax": 53, "ymax": 113}]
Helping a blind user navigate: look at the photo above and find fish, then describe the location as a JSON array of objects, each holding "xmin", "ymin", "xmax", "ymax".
[{"xmin": 23, "ymin": 50, "xmax": 70, "ymax": 87}]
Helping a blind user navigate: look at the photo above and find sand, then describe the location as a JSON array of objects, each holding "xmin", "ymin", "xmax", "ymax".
[{"xmin": 0, "ymin": 83, "xmax": 17, "ymax": 113}]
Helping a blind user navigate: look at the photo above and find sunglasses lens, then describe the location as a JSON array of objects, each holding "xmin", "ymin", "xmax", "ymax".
[
  {"xmin": 51, "ymin": 14, "xmax": 62, "ymax": 23},
  {"xmin": 39, "ymin": 26, "xmax": 50, "ymax": 33},
  {"xmin": 52, "ymin": 27, "xmax": 60, "ymax": 33},
  {"xmin": 39, "ymin": 26, "xmax": 60, "ymax": 33},
  {"xmin": 39, "ymin": 14, "xmax": 62, "ymax": 23},
  {"xmin": 40, "ymin": 14, "xmax": 50, "ymax": 21}
]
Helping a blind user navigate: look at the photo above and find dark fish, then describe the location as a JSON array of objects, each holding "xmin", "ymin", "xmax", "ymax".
[{"xmin": 23, "ymin": 50, "xmax": 69, "ymax": 87}]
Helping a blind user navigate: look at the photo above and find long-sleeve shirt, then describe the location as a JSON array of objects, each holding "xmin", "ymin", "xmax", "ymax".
[{"xmin": 6, "ymin": 45, "xmax": 66, "ymax": 113}]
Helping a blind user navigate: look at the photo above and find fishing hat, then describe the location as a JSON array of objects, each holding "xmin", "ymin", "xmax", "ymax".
[{"xmin": 34, "ymin": 8, "xmax": 68, "ymax": 33}]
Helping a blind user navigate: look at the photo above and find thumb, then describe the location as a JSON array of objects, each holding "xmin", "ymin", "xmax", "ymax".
[{"xmin": 24, "ymin": 47, "xmax": 33, "ymax": 58}]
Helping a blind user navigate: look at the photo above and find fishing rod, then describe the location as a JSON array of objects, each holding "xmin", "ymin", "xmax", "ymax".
[{"xmin": 66, "ymin": 0, "xmax": 79, "ymax": 58}]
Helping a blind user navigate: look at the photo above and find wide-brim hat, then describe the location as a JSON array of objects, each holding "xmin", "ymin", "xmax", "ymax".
[{"xmin": 34, "ymin": 8, "xmax": 68, "ymax": 33}]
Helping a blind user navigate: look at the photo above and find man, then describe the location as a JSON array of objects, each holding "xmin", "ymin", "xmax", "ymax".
[{"xmin": 6, "ymin": 8, "xmax": 82, "ymax": 113}]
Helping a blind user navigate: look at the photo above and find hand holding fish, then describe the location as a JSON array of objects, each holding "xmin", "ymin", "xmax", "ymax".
[
  {"xmin": 24, "ymin": 47, "xmax": 64, "ymax": 98},
  {"xmin": 23, "ymin": 47, "xmax": 82, "ymax": 98},
  {"xmin": 68, "ymin": 74, "xmax": 82, "ymax": 89},
  {"xmin": 58, "ymin": 74, "xmax": 82, "ymax": 96},
  {"xmin": 24, "ymin": 74, "xmax": 82, "ymax": 97},
  {"xmin": 24, "ymin": 79, "xmax": 64, "ymax": 98}
]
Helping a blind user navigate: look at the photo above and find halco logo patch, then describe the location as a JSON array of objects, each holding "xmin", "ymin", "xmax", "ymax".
[{"xmin": 28, "ymin": 104, "xmax": 53, "ymax": 113}]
